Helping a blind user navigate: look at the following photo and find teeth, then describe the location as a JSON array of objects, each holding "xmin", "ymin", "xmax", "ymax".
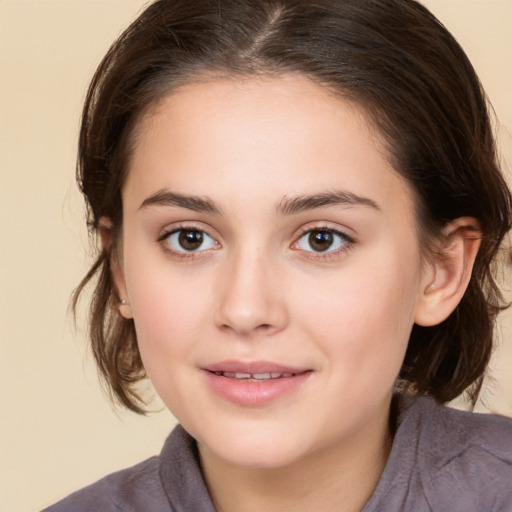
[{"xmin": 214, "ymin": 371, "xmax": 296, "ymax": 379}]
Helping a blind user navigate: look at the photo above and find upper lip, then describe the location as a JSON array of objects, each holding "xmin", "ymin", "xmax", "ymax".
[{"xmin": 202, "ymin": 360, "xmax": 309, "ymax": 375}]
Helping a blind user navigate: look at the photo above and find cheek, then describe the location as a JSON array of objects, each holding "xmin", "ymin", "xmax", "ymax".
[
  {"xmin": 128, "ymin": 278, "xmax": 213, "ymax": 417},
  {"xmin": 123, "ymin": 256, "xmax": 212, "ymax": 375},
  {"xmin": 295, "ymin": 248, "xmax": 421, "ymax": 380}
]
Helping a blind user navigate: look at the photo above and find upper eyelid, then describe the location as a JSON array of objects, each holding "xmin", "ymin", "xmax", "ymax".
[
  {"xmin": 294, "ymin": 223, "xmax": 355, "ymax": 241},
  {"xmin": 294, "ymin": 228, "xmax": 353, "ymax": 248},
  {"xmin": 156, "ymin": 222, "xmax": 217, "ymax": 241}
]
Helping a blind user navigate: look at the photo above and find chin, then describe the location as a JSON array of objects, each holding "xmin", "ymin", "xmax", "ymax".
[
  {"xmin": 195, "ymin": 422, "xmax": 318, "ymax": 470},
  {"xmin": 211, "ymin": 444, "xmax": 306, "ymax": 470}
]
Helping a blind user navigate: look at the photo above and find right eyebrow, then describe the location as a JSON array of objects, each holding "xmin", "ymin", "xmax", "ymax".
[{"xmin": 138, "ymin": 190, "xmax": 222, "ymax": 214}]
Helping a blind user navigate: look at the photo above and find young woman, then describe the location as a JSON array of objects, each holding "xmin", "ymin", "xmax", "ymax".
[{"xmin": 45, "ymin": 0, "xmax": 512, "ymax": 510}]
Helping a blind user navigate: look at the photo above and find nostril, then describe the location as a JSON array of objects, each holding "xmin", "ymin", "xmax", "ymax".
[
  {"xmin": 218, "ymin": 322, "xmax": 276, "ymax": 337},
  {"xmin": 256, "ymin": 324, "xmax": 273, "ymax": 331}
]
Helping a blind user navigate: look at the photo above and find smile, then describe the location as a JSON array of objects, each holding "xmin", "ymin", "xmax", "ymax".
[
  {"xmin": 211, "ymin": 371, "xmax": 296, "ymax": 381},
  {"xmin": 203, "ymin": 362, "xmax": 312, "ymax": 406}
]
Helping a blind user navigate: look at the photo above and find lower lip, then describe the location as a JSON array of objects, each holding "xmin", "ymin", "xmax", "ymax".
[{"xmin": 203, "ymin": 371, "xmax": 312, "ymax": 406}]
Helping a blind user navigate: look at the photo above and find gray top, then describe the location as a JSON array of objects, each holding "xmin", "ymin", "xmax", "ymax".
[{"xmin": 43, "ymin": 396, "xmax": 512, "ymax": 511}]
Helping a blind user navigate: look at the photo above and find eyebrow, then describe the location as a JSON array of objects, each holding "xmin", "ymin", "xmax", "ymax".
[
  {"xmin": 277, "ymin": 190, "xmax": 380, "ymax": 215},
  {"xmin": 139, "ymin": 190, "xmax": 222, "ymax": 214},
  {"xmin": 138, "ymin": 189, "xmax": 380, "ymax": 215}
]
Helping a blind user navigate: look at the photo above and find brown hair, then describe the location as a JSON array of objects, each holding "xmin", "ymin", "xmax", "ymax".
[{"xmin": 74, "ymin": 0, "xmax": 512, "ymax": 413}]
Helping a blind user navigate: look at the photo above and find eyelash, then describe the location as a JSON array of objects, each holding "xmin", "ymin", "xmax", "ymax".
[
  {"xmin": 156, "ymin": 224, "xmax": 355, "ymax": 261},
  {"xmin": 156, "ymin": 223, "xmax": 218, "ymax": 261},
  {"xmin": 293, "ymin": 225, "xmax": 355, "ymax": 261}
]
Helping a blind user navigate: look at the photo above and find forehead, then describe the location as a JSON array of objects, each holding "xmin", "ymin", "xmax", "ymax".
[
  {"xmin": 124, "ymin": 75, "xmax": 414, "ymax": 217},
  {"xmin": 133, "ymin": 75, "xmax": 377, "ymax": 166}
]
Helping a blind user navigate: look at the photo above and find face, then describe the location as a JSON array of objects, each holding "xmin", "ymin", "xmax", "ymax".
[{"xmin": 116, "ymin": 75, "xmax": 432, "ymax": 469}]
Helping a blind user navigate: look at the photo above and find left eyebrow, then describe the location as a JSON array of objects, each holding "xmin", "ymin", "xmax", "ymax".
[{"xmin": 277, "ymin": 190, "xmax": 381, "ymax": 215}]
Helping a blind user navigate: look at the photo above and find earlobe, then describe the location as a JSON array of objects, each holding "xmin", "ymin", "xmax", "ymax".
[
  {"xmin": 98, "ymin": 217, "xmax": 133, "ymax": 320},
  {"xmin": 118, "ymin": 297, "xmax": 133, "ymax": 319},
  {"xmin": 414, "ymin": 217, "xmax": 481, "ymax": 327}
]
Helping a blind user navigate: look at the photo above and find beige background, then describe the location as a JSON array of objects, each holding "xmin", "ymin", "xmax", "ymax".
[{"xmin": 0, "ymin": 1, "xmax": 511, "ymax": 511}]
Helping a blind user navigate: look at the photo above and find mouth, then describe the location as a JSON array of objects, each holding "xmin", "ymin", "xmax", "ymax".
[{"xmin": 202, "ymin": 361, "xmax": 312, "ymax": 406}]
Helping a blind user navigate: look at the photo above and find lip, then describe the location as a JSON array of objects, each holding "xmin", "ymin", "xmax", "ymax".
[{"xmin": 202, "ymin": 360, "xmax": 312, "ymax": 407}]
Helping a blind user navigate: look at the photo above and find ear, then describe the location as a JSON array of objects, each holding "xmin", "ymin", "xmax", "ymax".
[
  {"xmin": 414, "ymin": 217, "xmax": 481, "ymax": 327},
  {"xmin": 98, "ymin": 217, "xmax": 133, "ymax": 320}
]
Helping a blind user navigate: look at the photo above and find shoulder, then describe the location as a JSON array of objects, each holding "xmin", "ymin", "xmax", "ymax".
[
  {"xmin": 409, "ymin": 396, "xmax": 512, "ymax": 510},
  {"xmin": 42, "ymin": 425, "xmax": 215, "ymax": 512},
  {"xmin": 41, "ymin": 456, "xmax": 168, "ymax": 512},
  {"xmin": 420, "ymin": 397, "xmax": 512, "ymax": 468}
]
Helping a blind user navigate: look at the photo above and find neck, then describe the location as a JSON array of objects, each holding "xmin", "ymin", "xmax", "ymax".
[{"xmin": 198, "ymin": 401, "xmax": 393, "ymax": 512}]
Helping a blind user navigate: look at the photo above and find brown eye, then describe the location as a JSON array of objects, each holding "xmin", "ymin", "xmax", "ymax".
[
  {"xmin": 296, "ymin": 228, "xmax": 351, "ymax": 254},
  {"xmin": 163, "ymin": 228, "xmax": 217, "ymax": 253},
  {"xmin": 178, "ymin": 229, "xmax": 204, "ymax": 250},
  {"xmin": 308, "ymin": 230, "xmax": 334, "ymax": 252}
]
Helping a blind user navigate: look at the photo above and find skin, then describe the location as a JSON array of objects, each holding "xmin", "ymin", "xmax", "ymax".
[{"xmin": 109, "ymin": 75, "xmax": 480, "ymax": 512}]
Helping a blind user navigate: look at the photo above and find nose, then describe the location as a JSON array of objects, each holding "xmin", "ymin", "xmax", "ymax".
[{"xmin": 213, "ymin": 249, "xmax": 289, "ymax": 338}]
